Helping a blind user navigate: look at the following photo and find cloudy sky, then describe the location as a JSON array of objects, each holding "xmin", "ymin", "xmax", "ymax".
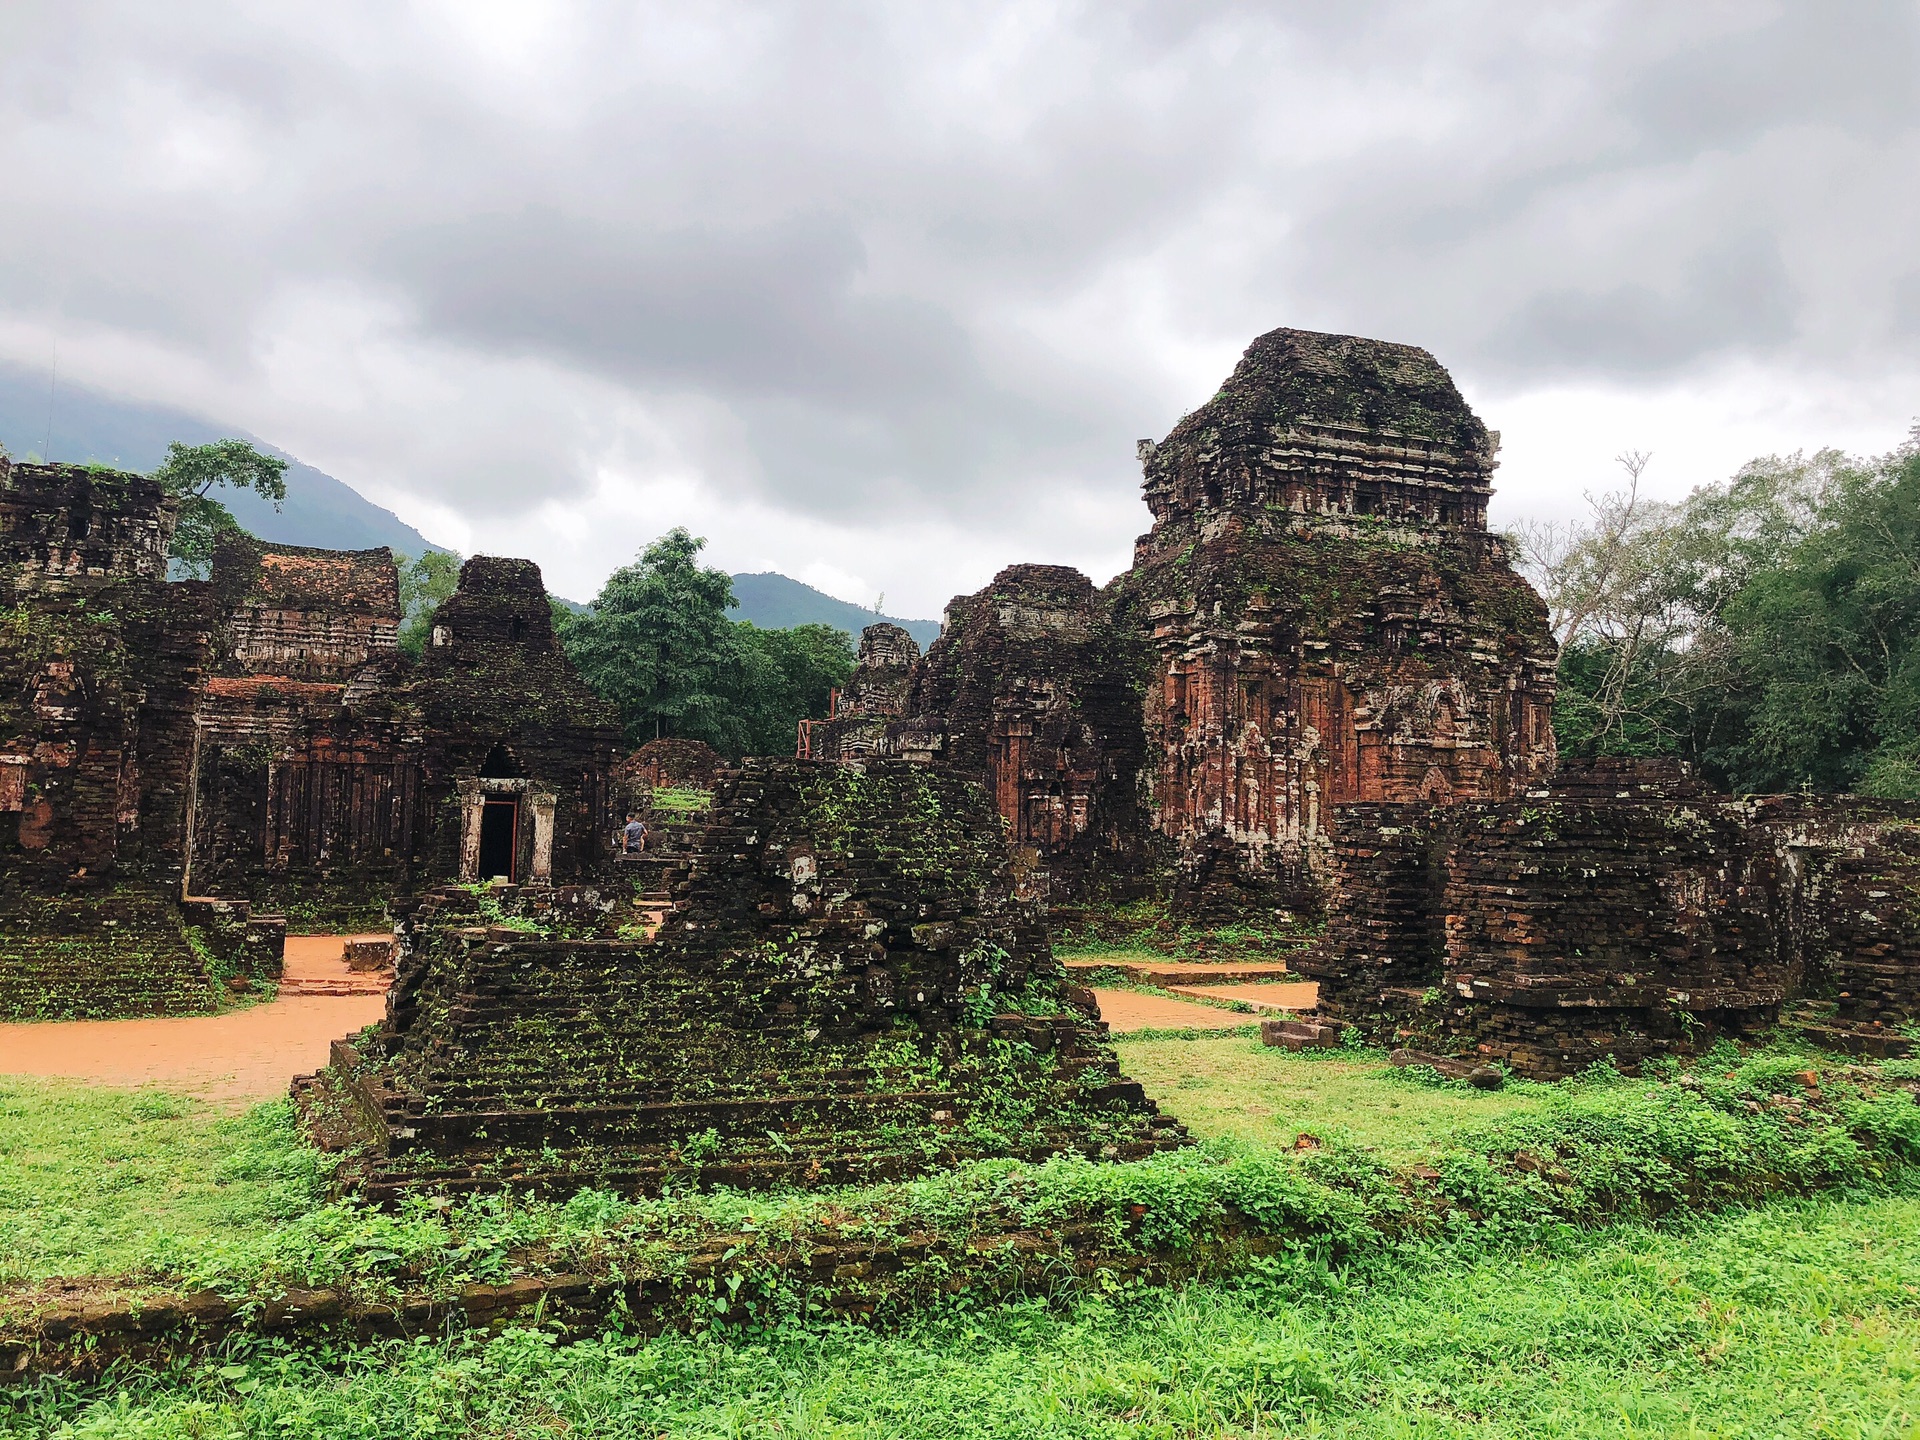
[{"xmin": 2, "ymin": 2, "xmax": 1916, "ymax": 616}]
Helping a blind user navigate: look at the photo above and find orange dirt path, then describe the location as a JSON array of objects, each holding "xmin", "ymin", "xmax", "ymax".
[
  {"xmin": 0, "ymin": 936, "xmax": 389, "ymax": 1107},
  {"xmin": 1167, "ymin": 981, "xmax": 1319, "ymax": 1010},
  {"xmin": 1090, "ymin": 988, "xmax": 1259, "ymax": 1032}
]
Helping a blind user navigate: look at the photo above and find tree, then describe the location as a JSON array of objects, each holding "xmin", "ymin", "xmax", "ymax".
[
  {"xmin": 558, "ymin": 529, "xmax": 856, "ymax": 758},
  {"xmin": 1512, "ymin": 453, "xmax": 1721, "ymax": 759},
  {"xmin": 1715, "ymin": 441, "xmax": 1920, "ymax": 797},
  {"xmin": 559, "ymin": 528, "xmax": 747, "ymax": 751},
  {"xmin": 1512, "ymin": 433, "xmax": 1920, "ymax": 796},
  {"xmin": 731, "ymin": 622, "xmax": 856, "ymax": 755},
  {"xmin": 393, "ymin": 549, "xmax": 463, "ymax": 658},
  {"xmin": 150, "ymin": 439, "xmax": 289, "ymax": 578}
]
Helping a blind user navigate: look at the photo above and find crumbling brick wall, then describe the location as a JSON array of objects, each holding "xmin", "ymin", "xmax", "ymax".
[
  {"xmin": 413, "ymin": 557, "xmax": 622, "ymax": 885},
  {"xmin": 2, "ymin": 463, "xmax": 621, "ymax": 1002},
  {"xmin": 187, "ymin": 554, "xmax": 621, "ymax": 908},
  {"xmin": 807, "ymin": 623, "xmax": 921, "ymax": 761},
  {"xmin": 0, "ymin": 463, "xmax": 228, "ymax": 1016},
  {"xmin": 2, "ymin": 462, "xmax": 212, "ymax": 879},
  {"xmin": 620, "ymin": 737, "xmax": 722, "ymax": 791},
  {"xmin": 885, "ymin": 566, "xmax": 1158, "ymax": 900},
  {"xmin": 1, "ymin": 459, "xmax": 176, "ymax": 591},
  {"xmin": 1310, "ymin": 791, "xmax": 1920, "ymax": 1076},
  {"xmin": 307, "ymin": 757, "xmax": 1184, "ymax": 1201},
  {"xmin": 211, "ymin": 534, "xmax": 401, "ymax": 681},
  {"xmin": 1111, "ymin": 328, "xmax": 1557, "ymax": 906}
]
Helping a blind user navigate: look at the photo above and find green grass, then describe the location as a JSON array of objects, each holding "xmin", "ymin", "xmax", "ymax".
[
  {"xmin": 0, "ymin": 1079, "xmax": 325, "ymax": 1284},
  {"xmin": 9, "ymin": 1191, "xmax": 1918, "ymax": 1437},
  {"xmin": 649, "ymin": 786, "xmax": 714, "ymax": 818},
  {"xmin": 8, "ymin": 1049, "xmax": 1920, "ymax": 1437},
  {"xmin": 1054, "ymin": 898, "xmax": 1320, "ymax": 963},
  {"xmin": 1116, "ymin": 1033, "xmax": 1554, "ymax": 1163}
]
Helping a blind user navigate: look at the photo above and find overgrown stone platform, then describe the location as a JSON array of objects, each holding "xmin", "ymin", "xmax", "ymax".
[{"xmin": 299, "ymin": 758, "xmax": 1185, "ymax": 1200}]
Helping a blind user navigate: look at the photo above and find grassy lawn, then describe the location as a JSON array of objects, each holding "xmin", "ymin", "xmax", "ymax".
[
  {"xmin": 7, "ymin": 1047, "xmax": 1920, "ymax": 1437},
  {"xmin": 0, "ymin": 1078, "xmax": 323, "ymax": 1284},
  {"xmin": 9, "ymin": 1191, "xmax": 1918, "ymax": 1437},
  {"xmin": 1116, "ymin": 1032, "xmax": 1554, "ymax": 1163},
  {"xmin": 0, "ymin": 1044, "xmax": 1548, "ymax": 1284}
]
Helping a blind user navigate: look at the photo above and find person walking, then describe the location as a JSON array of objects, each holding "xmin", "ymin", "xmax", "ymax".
[{"xmin": 623, "ymin": 813, "xmax": 648, "ymax": 853}]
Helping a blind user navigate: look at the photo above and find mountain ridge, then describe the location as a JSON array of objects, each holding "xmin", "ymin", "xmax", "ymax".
[
  {"xmin": 0, "ymin": 364, "xmax": 942, "ymax": 646},
  {"xmin": 727, "ymin": 572, "xmax": 941, "ymax": 648},
  {"xmin": 0, "ymin": 363, "xmax": 439, "ymax": 558}
]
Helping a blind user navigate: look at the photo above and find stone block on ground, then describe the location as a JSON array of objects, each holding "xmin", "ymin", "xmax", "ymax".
[{"xmin": 1261, "ymin": 1018, "xmax": 1343, "ymax": 1051}]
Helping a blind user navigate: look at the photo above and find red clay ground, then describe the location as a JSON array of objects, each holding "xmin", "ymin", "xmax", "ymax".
[
  {"xmin": 0, "ymin": 936, "xmax": 390, "ymax": 1106},
  {"xmin": 1090, "ymin": 988, "xmax": 1262, "ymax": 1032},
  {"xmin": 1166, "ymin": 981, "xmax": 1319, "ymax": 1011}
]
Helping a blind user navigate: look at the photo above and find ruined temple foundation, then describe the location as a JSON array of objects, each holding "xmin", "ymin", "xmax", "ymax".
[
  {"xmin": 1298, "ymin": 773, "xmax": 1920, "ymax": 1077},
  {"xmin": 299, "ymin": 758, "xmax": 1184, "ymax": 1201}
]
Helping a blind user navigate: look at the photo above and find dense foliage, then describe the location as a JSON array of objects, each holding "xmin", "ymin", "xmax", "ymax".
[
  {"xmin": 149, "ymin": 439, "xmax": 289, "ymax": 579},
  {"xmin": 1518, "ymin": 433, "xmax": 1920, "ymax": 796},
  {"xmin": 392, "ymin": 548, "xmax": 462, "ymax": 659},
  {"xmin": 556, "ymin": 527, "xmax": 854, "ymax": 758}
]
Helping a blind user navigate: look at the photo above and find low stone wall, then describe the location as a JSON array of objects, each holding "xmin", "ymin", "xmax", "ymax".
[
  {"xmin": 1308, "ymin": 794, "xmax": 1920, "ymax": 1077},
  {"xmin": 0, "ymin": 1215, "xmax": 1281, "ymax": 1383}
]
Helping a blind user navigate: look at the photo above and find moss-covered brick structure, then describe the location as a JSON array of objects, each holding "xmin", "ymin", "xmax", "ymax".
[
  {"xmin": 815, "ymin": 327, "xmax": 1557, "ymax": 908},
  {"xmin": 1300, "ymin": 770, "xmax": 1920, "ymax": 1077},
  {"xmin": 798, "ymin": 325, "xmax": 1920, "ymax": 1074},
  {"xmin": 301, "ymin": 757, "xmax": 1184, "ymax": 1201},
  {"xmin": 875, "ymin": 566, "xmax": 1157, "ymax": 902},
  {"xmin": 0, "ymin": 454, "xmax": 620, "ymax": 1016}
]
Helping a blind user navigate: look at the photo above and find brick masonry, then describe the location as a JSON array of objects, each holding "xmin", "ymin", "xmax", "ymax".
[
  {"xmin": 813, "ymin": 327, "xmax": 1556, "ymax": 908},
  {"xmin": 300, "ymin": 757, "xmax": 1184, "ymax": 1201},
  {"xmin": 1, "ymin": 456, "xmax": 620, "ymax": 1015},
  {"xmin": 1301, "ymin": 780, "xmax": 1920, "ymax": 1076}
]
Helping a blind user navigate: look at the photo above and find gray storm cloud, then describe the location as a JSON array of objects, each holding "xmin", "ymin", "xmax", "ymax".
[{"xmin": 0, "ymin": 0, "xmax": 1915, "ymax": 609}]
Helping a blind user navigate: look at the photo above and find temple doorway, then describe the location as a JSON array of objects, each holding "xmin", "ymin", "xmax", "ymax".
[{"xmin": 478, "ymin": 797, "xmax": 519, "ymax": 881}]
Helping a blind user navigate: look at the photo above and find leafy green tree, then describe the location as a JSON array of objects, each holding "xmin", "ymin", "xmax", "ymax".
[
  {"xmin": 1517, "ymin": 435, "xmax": 1920, "ymax": 797},
  {"xmin": 1715, "ymin": 442, "xmax": 1920, "ymax": 797},
  {"xmin": 560, "ymin": 528, "xmax": 748, "ymax": 751},
  {"xmin": 559, "ymin": 529, "xmax": 856, "ymax": 757},
  {"xmin": 393, "ymin": 549, "xmax": 463, "ymax": 658},
  {"xmin": 150, "ymin": 439, "xmax": 289, "ymax": 578},
  {"xmin": 732, "ymin": 622, "xmax": 856, "ymax": 755}
]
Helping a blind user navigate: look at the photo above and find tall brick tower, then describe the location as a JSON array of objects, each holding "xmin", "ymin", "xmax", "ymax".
[{"xmin": 1112, "ymin": 326, "xmax": 1558, "ymax": 905}]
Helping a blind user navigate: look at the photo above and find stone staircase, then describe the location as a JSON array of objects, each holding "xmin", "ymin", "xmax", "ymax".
[{"xmin": 0, "ymin": 885, "xmax": 219, "ymax": 1021}]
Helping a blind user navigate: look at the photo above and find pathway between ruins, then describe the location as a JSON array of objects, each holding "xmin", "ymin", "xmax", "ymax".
[
  {"xmin": 0, "ymin": 936, "xmax": 389, "ymax": 1106},
  {"xmin": 1090, "ymin": 988, "xmax": 1268, "ymax": 1031}
]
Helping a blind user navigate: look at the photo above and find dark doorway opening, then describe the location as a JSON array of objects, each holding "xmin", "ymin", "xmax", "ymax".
[{"xmin": 478, "ymin": 798, "xmax": 519, "ymax": 881}]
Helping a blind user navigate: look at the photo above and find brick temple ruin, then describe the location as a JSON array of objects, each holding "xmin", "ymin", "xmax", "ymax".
[
  {"xmin": 0, "ymin": 455, "xmax": 619, "ymax": 1018},
  {"xmin": 817, "ymin": 328, "xmax": 1559, "ymax": 902},
  {"xmin": 302, "ymin": 759, "xmax": 1181, "ymax": 1199},
  {"xmin": 813, "ymin": 326, "xmax": 1920, "ymax": 1073},
  {"xmin": 7, "ymin": 322, "xmax": 1920, "ymax": 1094}
]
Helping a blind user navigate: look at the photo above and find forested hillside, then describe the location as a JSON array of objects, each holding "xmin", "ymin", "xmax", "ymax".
[
  {"xmin": 0, "ymin": 363, "xmax": 436, "ymax": 557},
  {"xmin": 728, "ymin": 572, "xmax": 941, "ymax": 648}
]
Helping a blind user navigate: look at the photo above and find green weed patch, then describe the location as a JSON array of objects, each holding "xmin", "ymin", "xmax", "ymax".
[{"xmin": 8, "ymin": 1191, "xmax": 1919, "ymax": 1437}]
